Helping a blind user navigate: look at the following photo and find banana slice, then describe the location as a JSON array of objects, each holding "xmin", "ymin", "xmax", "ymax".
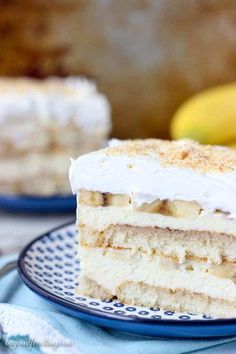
[
  {"xmin": 79, "ymin": 190, "xmax": 103, "ymax": 206},
  {"xmin": 104, "ymin": 193, "xmax": 130, "ymax": 207},
  {"xmin": 167, "ymin": 200, "xmax": 201, "ymax": 218},
  {"xmin": 135, "ymin": 200, "xmax": 164, "ymax": 213}
]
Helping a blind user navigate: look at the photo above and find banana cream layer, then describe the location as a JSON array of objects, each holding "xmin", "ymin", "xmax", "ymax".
[
  {"xmin": 79, "ymin": 246, "xmax": 236, "ymax": 302},
  {"xmin": 78, "ymin": 205, "xmax": 236, "ymax": 236},
  {"xmin": 78, "ymin": 189, "xmax": 236, "ymax": 262}
]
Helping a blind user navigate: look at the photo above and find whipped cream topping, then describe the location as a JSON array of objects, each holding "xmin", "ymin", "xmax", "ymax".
[
  {"xmin": 69, "ymin": 150, "xmax": 236, "ymax": 219},
  {"xmin": 0, "ymin": 77, "xmax": 111, "ymax": 135}
]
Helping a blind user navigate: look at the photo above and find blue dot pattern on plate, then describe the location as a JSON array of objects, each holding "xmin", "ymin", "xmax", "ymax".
[{"xmin": 22, "ymin": 223, "xmax": 213, "ymax": 321}]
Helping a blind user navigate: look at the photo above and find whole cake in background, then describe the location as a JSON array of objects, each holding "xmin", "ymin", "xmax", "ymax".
[
  {"xmin": 0, "ymin": 77, "xmax": 111, "ymax": 196},
  {"xmin": 70, "ymin": 139, "xmax": 236, "ymax": 318}
]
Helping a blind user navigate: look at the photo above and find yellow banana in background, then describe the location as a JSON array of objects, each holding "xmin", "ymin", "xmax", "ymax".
[{"xmin": 170, "ymin": 83, "xmax": 236, "ymax": 146}]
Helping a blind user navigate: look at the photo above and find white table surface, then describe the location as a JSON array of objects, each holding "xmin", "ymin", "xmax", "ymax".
[{"xmin": 0, "ymin": 211, "xmax": 74, "ymax": 256}]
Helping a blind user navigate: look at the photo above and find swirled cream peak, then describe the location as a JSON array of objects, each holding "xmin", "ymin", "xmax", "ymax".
[
  {"xmin": 0, "ymin": 77, "xmax": 111, "ymax": 134},
  {"xmin": 69, "ymin": 139, "xmax": 236, "ymax": 217}
]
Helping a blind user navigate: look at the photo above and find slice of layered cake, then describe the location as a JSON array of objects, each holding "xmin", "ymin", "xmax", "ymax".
[{"xmin": 69, "ymin": 139, "xmax": 236, "ymax": 318}]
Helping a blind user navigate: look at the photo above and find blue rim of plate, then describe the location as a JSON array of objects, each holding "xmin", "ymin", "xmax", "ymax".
[
  {"xmin": 17, "ymin": 221, "xmax": 236, "ymax": 327},
  {"xmin": 0, "ymin": 194, "xmax": 76, "ymax": 213}
]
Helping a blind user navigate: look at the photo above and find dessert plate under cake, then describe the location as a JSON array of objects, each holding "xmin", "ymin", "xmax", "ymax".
[{"xmin": 18, "ymin": 222, "xmax": 236, "ymax": 338}]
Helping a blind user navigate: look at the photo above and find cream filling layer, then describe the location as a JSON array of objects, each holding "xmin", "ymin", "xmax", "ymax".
[
  {"xmin": 79, "ymin": 247, "xmax": 236, "ymax": 301},
  {"xmin": 78, "ymin": 205, "xmax": 236, "ymax": 235}
]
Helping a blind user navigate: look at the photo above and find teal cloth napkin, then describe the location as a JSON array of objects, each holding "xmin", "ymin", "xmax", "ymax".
[{"xmin": 1, "ymin": 254, "xmax": 236, "ymax": 354}]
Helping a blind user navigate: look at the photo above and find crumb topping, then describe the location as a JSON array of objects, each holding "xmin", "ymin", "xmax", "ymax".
[{"xmin": 104, "ymin": 139, "xmax": 236, "ymax": 173}]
